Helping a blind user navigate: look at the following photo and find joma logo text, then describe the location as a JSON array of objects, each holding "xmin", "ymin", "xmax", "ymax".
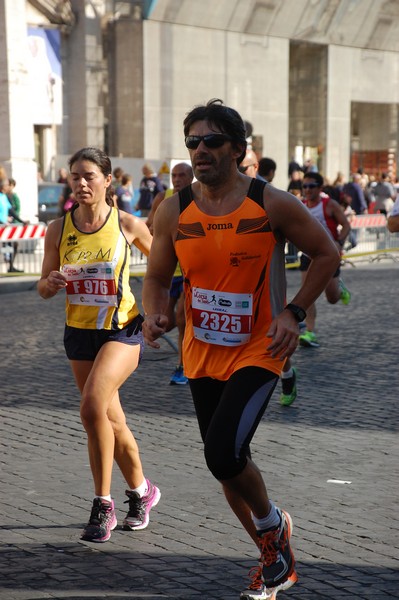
[{"xmin": 206, "ymin": 223, "xmax": 233, "ymax": 230}]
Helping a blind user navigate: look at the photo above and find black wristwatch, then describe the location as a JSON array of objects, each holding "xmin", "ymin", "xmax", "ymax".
[{"xmin": 285, "ymin": 303, "xmax": 307, "ymax": 323}]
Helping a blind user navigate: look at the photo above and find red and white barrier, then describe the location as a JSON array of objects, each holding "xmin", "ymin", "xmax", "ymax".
[
  {"xmin": 350, "ymin": 214, "xmax": 387, "ymax": 228},
  {"xmin": 0, "ymin": 224, "xmax": 47, "ymax": 241}
]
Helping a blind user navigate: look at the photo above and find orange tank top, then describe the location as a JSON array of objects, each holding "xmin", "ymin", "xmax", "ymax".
[{"xmin": 175, "ymin": 179, "xmax": 287, "ymax": 380}]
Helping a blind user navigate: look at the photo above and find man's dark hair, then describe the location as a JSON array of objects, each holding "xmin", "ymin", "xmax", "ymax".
[
  {"xmin": 183, "ymin": 98, "xmax": 247, "ymax": 164},
  {"xmin": 244, "ymin": 120, "xmax": 253, "ymax": 138},
  {"xmin": 303, "ymin": 171, "xmax": 324, "ymax": 187},
  {"xmin": 258, "ymin": 158, "xmax": 276, "ymax": 178}
]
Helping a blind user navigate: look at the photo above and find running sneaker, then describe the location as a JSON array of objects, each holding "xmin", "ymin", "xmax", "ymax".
[
  {"xmin": 122, "ymin": 479, "xmax": 161, "ymax": 530},
  {"xmin": 240, "ymin": 568, "xmax": 298, "ymax": 600},
  {"xmin": 339, "ymin": 279, "xmax": 351, "ymax": 305},
  {"xmin": 241, "ymin": 510, "xmax": 297, "ymax": 600},
  {"xmin": 170, "ymin": 365, "xmax": 188, "ymax": 385},
  {"xmin": 81, "ymin": 498, "xmax": 117, "ymax": 543},
  {"xmin": 240, "ymin": 566, "xmax": 269, "ymax": 599},
  {"xmin": 299, "ymin": 330, "xmax": 320, "ymax": 348},
  {"xmin": 258, "ymin": 509, "xmax": 295, "ymax": 589},
  {"xmin": 298, "ymin": 321, "xmax": 307, "ymax": 333},
  {"xmin": 280, "ymin": 368, "xmax": 297, "ymax": 407}
]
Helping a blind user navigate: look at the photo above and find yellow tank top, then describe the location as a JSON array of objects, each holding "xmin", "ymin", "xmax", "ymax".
[
  {"xmin": 59, "ymin": 206, "xmax": 140, "ymax": 330},
  {"xmin": 175, "ymin": 180, "xmax": 286, "ymax": 380}
]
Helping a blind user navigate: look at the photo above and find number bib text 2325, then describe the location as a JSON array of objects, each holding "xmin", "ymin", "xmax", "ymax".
[{"xmin": 191, "ymin": 287, "xmax": 252, "ymax": 347}]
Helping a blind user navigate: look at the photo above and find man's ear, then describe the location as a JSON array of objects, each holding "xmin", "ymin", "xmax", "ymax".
[{"xmin": 235, "ymin": 142, "xmax": 247, "ymax": 164}]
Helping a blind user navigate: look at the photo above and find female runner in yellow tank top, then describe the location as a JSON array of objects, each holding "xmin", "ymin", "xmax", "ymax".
[{"xmin": 38, "ymin": 147, "xmax": 160, "ymax": 543}]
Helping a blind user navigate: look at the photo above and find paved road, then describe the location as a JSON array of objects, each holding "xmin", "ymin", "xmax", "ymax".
[{"xmin": 1, "ymin": 265, "xmax": 398, "ymax": 599}]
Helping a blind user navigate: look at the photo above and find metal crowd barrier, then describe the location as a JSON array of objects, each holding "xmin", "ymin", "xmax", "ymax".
[
  {"xmin": 2, "ymin": 215, "xmax": 399, "ymax": 277},
  {"xmin": 0, "ymin": 223, "xmax": 46, "ymax": 275},
  {"xmin": 0, "ymin": 223, "xmax": 148, "ymax": 276},
  {"xmin": 285, "ymin": 214, "xmax": 399, "ymax": 267},
  {"xmin": 342, "ymin": 214, "xmax": 399, "ymax": 265}
]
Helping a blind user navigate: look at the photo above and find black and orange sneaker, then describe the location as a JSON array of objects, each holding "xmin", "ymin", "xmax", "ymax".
[
  {"xmin": 240, "ymin": 565, "xmax": 268, "ymax": 599},
  {"xmin": 240, "ymin": 567, "xmax": 298, "ymax": 600},
  {"xmin": 258, "ymin": 509, "xmax": 295, "ymax": 588},
  {"xmin": 240, "ymin": 509, "xmax": 297, "ymax": 599}
]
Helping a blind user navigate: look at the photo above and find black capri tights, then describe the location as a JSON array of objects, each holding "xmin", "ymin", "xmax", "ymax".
[{"xmin": 189, "ymin": 366, "xmax": 278, "ymax": 481}]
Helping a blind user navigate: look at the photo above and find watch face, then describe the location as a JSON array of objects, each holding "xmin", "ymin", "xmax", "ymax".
[
  {"xmin": 287, "ymin": 304, "xmax": 306, "ymax": 322},
  {"xmin": 297, "ymin": 308, "xmax": 306, "ymax": 321}
]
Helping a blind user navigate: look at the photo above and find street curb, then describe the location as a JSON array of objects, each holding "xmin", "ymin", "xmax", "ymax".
[{"xmin": 0, "ymin": 276, "xmax": 39, "ymax": 294}]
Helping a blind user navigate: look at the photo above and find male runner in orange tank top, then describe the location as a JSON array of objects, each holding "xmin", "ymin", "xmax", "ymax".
[{"xmin": 142, "ymin": 99, "xmax": 340, "ymax": 600}]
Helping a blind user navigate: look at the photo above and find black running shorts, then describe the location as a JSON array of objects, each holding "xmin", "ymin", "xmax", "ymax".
[
  {"xmin": 189, "ymin": 366, "xmax": 278, "ymax": 480},
  {"xmin": 63, "ymin": 314, "xmax": 144, "ymax": 361}
]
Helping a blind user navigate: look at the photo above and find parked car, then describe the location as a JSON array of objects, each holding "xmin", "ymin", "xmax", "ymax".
[{"xmin": 37, "ymin": 182, "xmax": 67, "ymax": 223}]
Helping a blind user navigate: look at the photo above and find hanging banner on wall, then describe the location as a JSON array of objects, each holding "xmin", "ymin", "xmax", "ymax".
[{"xmin": 27, "ymin": 27, "xmax": 63, "ymax": 125}]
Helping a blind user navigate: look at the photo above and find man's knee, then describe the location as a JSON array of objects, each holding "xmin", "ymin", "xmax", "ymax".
[{"xmin": 204, "ymin": 444, "xmax": 246, "ymax": 481}]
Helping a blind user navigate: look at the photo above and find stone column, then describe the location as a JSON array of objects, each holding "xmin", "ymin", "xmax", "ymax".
[
  {"xmin": 65, "ymin": 0, "xmax": 106, "ymax": 152},
  {"xmin": 106, "ymin": 5, "xmax": 144, "ymax": 157},
  {"xmin": 326, "ymin": 45, "xmax": 353, "ymax": 181},
  {"xmin": 0, "ymin": 0, "xmax": 38, "ymax": 222}
]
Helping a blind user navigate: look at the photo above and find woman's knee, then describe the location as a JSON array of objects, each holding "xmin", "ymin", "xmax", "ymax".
[{"xmin": 80, "ymin": 391, "xmax": 106, "ymax": 426}]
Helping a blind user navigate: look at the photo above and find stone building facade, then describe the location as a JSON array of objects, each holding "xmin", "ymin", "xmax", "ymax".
[{"xmin": 0, "ymin": 0, "xmax": 398, "ymax": 220}]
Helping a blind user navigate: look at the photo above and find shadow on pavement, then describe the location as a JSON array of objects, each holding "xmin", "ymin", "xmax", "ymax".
[{"xmin": 1, "ymin": 540, "xmax": 398, "ymax": 599}]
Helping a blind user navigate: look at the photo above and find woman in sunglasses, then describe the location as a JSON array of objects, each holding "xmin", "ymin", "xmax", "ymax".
[{"xmin": 142, "ymin": 98, "xmax": 340, "ymax": 600}]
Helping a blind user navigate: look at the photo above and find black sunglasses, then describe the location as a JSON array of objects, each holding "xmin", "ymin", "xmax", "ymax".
[
  {"xmin": 185, "ymin": 134, "xmax": 232, "ymax": 150},
  {"xmin": 302, "ymin": 183, "xmax": 319, "ymax": 189}
]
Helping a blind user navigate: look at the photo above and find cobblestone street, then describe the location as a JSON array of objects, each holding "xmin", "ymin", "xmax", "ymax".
[{"xmin": 0, "ymin": 264, "xmax": 398, "ymax": 599}]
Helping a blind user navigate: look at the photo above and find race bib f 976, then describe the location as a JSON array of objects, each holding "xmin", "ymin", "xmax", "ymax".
[
  {"xmin": 62, "ymin": 262, "xmax": 117, "ymax": 307},
  {"xmin": 191, "ymin": 287, "xmax": 252, "ymax": 346}
]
